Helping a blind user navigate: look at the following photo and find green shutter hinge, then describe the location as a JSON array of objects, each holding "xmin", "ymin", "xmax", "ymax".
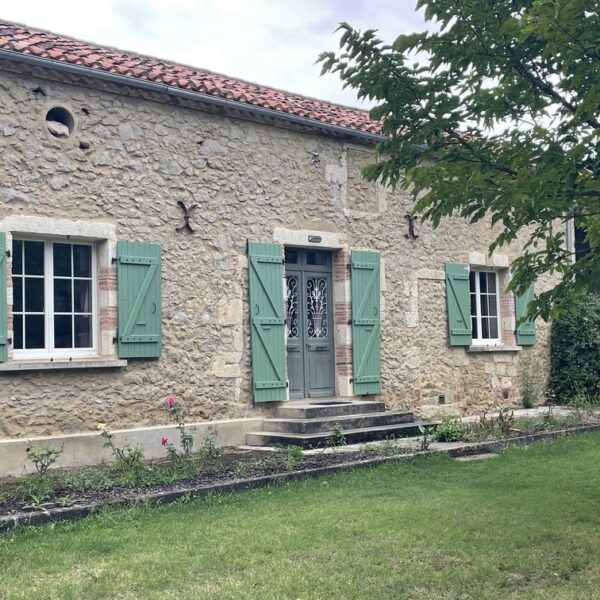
[{"xmin": 5, "ymin": 250, "xmax": 10, "ymax": 258}]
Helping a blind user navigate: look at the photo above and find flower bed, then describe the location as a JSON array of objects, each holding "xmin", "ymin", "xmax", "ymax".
[{"xmin": 1, "ymin": 401, "xmax": 599, "ymax": 531}]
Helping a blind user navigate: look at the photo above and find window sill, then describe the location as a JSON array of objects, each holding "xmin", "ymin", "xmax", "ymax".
[
  {"xmin": 466, "ymin": 345, "xmax": 522, "ymax": 353},
  {"xmin": 0, "ymin": 359, "xmax": 127, "ymax": 372}
]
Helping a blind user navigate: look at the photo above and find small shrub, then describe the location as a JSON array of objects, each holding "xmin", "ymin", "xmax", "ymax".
[
  {"xmin": 550, "ymin": 294, "xmax": 600, "ymax": 404},
  {"xmin": 270, "ymin": 445, "xmax": 304, "ymax": 470},
  {"xmin": 521, "ymin": 357, "xmax": 544, "ymax": 409},
  {"xmin": 434, "ymin": 417, "xmax": 464, "ymax": 443},
  {"xmin": 362, "ymin": 442, "xmax": 379, "ymax": 453},
  {"xmin": 418, "ymin": 425, "xmax": 434, "ymax": 450},
  {"xmin": 99, "ymin": 424, "xmax": 145, "ymax": 472},
  {"xmin": 166, "ymin": 396, "xmax": 194, "ymax": 457},
  {"xmin": 471, "ymin": 413, "xmax": 497, "ymax": 438},
  {"xmin": 542, "ymin": 405, "xmax": 559, "ymax": 429},
  {"xmin": 325, "ymin": 423, "xmax": 347, "ymax": 450},
  {"xmin": 496, "ymin": 407, "xmax": 515, "ymax": 437},
  {"xmin": 198, "ymin": 432, "xmax": 223, "ymax": 461},
  {"xmin": 26, "ymin": 444, "xmax": 63, "ymax": 476}
]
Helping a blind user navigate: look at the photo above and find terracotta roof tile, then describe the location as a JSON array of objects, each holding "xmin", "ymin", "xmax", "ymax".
[{"xmin": 0, "ymin": 21, "xmax": 382, "ymax": 136}]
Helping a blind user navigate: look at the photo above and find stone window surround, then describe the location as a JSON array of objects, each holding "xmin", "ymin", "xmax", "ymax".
[
  {"xmin": 404, "ymin": 253, "xmax": 521, "ymax": 352},
  {"xmin": 0, "ymin": 215, "xmax": 122, "ymax": 370},
  {"xmin": 466, "ymin": 251, "xmax": 520, "ymax": 352}
]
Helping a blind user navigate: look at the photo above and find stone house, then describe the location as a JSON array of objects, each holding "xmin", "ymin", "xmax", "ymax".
[{"xmin": 0, "ymin": 23, "xmax": 548, "ymax": 473}]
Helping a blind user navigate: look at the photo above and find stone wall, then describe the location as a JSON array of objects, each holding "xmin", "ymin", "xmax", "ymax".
[{"xmin": 0, "ymin": 62, "xmax": 552, "ymax": 438}]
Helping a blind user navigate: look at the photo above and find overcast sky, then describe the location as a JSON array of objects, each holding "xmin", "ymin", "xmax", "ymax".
[{"xmin": 3, "ymin": 0, "xmax": 427, "ymax": 108}]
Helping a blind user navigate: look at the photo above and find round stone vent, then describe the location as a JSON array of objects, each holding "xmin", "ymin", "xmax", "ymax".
[{"xmin": 45, "ymin": 107, "xmax": 74, "ymax": 138}]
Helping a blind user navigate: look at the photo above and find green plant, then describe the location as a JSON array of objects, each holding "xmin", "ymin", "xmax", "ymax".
[
  {"xmin": 434, "ymin": 417, "xmax": 464, "ymax": 443},
  {"xmin": 14, "ymin": 476, "xmax": 52, "ymax": 507},
  {"xmin": 325, "ymin": 423, "xmax": 347, "ymax": 450},
  {"xmin": 521, "ymin": 357, "xmax": 544, "ymax": 409},
  {"xmin": 56, "ymin": 494, "xmax": 79, "ymax": 508},
  {"xmin": 550, "ymin": 295, "xmax": 600, "ymax": 404},
  {"xmin": 418, "ymin": 425, "xmax": 434, "ymax": 451},
  {"xmin": 167, "ymin": 396, "xmax": 194, "ymax": 457},
  {"xmin": 22, "ymin": 492, "xmax": 52, "ymax": 512},
  {"xmin": 232, "ymin": 461, "xmax": 255, "ymax": 478},
  {"xmin": 496, "ymin": 407, "xmax": 516, "ymax": 437},
  {"xmin": 26, "ymin": 444, "xmax": 63, "ymax": 476},
  {"xmin": 542, "ymin": 405, "xmax": 559, "ymax": 430},
  {"xmin": 571, "ymin": 385, "xmax": 599, "ymax": 420},
  {"xmin": 270, "ymin": 445, "xmax": 304, "ymax": 470},
  {"xmin": 362, "ymin": 443, "xmax": 379, "ymax": 453},
  {"xmin": 198, "ymin": 432, "xmax": 223, "ymax": 461},
  {"xmin": 472, "ymin": 413, "xmax": 497, "ymax": 439},
  {"xmin": 99, "ymin": 425, "xmax": 145, "ymax": 472},
  {"xmin": 320, "ymin": 4, "xmax": 600, "ymax": 320}
]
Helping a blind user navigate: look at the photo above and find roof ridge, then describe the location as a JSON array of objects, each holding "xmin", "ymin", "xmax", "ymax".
[{"xmin": 0, "ymin": 19, "xmax": 381, "ymax": 136}]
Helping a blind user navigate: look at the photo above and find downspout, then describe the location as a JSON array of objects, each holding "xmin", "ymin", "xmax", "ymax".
[{"xmin": 0, "ymin": 48, "xmax": 386, "ymax": 144}]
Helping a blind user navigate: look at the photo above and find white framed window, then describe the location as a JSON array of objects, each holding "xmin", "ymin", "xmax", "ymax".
[
  {"xmin": 12, "ymin": 238, "xmax": 97, "ymax": 359},
  {"xmin": 469, "ymin": 269, "xmax": 501, "ymax": 345}
]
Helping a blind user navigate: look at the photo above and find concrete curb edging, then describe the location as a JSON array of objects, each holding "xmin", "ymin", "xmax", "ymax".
[{"xmin": 2, "ymin": 424, "xmax": 599, "ymax": 532}]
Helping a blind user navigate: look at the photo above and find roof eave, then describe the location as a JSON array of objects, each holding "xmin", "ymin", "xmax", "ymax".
[{"xmin": 0, "ymin": 48, "xmax": 386, "ymax": 144}]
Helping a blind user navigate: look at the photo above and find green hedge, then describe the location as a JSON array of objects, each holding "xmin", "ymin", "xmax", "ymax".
[{"xmin": 550, "ymin": 294, "xmax": 600, "ymax": 403}]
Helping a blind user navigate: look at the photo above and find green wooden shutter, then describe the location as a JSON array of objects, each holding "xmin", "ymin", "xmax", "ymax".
[
  {"xmin": 515, "ymin": 283, "xmax": 536, "ymax": 346},
  {"xmin": 445, "ymin": 263, "xmax": 472, "ymax": 346},
  {"xmin": 248, "ymin": 241, "xmax": 287, "ymax": 403},
  {"xmin": 117, "ymin": 241, "xmax": 162, "ymax": 358},
  {"xmin": 0, "ymin": 233, "xmax": 7, "ymax": 362},
  {"xmin": 351, "ymin": 250, "xmax": 381, "ymax": 395}
]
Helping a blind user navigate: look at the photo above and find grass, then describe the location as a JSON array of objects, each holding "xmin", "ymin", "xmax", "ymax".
[{"xmin": 2, "ymin": 433, "xmax": 600, "ymax": 599}]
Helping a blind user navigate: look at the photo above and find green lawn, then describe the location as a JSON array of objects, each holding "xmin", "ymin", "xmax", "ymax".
[{"xmin": 2, "ymin": 434, "xmax": 600, "ymax": 599}]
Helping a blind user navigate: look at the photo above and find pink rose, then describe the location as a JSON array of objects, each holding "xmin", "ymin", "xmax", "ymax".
[
  {"xmin": 167, "ymin": 396, "xmax": 176, "ymax": 408},
  {"xmin": 161, "ymin": 436, "xmax": 168, "ymax": 446}
]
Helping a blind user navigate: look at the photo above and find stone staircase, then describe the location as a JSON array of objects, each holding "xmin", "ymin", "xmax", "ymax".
[{"xmin": 246, "ymin": 399, "xmax": 436, "ymax": 448}]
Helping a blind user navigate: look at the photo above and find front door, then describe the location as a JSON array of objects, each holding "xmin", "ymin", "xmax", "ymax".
[{"xmin": 285, "ymin": 248, "xmax": 335, "ymax": 399}]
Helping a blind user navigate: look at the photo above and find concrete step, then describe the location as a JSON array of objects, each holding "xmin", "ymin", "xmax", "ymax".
[
  {"xmin": 262, "ymin": 410, "xmax": 415, "ymax": 434},
  {"xmin": 276, "ymin": 400, "xmax": 386, "ymax": 420},
  {"xmin": 246, "ymin": 420, "xmax": 433, "ymax": 448}
]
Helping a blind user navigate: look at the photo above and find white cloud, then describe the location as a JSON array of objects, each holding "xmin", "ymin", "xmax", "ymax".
[{"xmin": 2, "ymin": 0, "xmax": 426, "ymax": 108}]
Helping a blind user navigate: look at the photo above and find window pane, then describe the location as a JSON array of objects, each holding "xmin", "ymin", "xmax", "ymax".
[
  {"xmin": 481, "ymin": 318, "xmax": 490, "ymax": 339},
  {"xmin": 488, "ymin": 295, "xmax": 498, "ymax": 318},
  {"xmin": 54, "ymin": 279, "xmax": 72, "ymax": 312},
  {"xmin": 481, "ymin": 294, "xmax": 489, "ymax": 317},
  {"xmin": 25, "ymin": 315, "xmax": 44, "ymax": 348},
  {"xmin": 489, "ymin": 318, "xmax": 499, "ymax": 339},
  {"xmin": 284, "ymin": 248, "xmax": 298, "ymax": 264},
  {"xmin": 54, "ymin": 315, "xmax": 72, "ymax": 348},
  {"xmin": 73, "ymin": 245, "xmax": 91, "ymax": 278},
  {"xmin": 13, "ymin": 314, "xmax": 23, "ymax": 349},
  {"xmin": 24, "ymin": 278, "xmax": 44, "ymax": 312},
  {"xmin": 74, "ymin": 280, "xmax": 92, "ymax": 313},
  {"xmin": 487, "ymin": 273, "xmax": 497, "ymax": 293},
  {"xmin": 12, "ymin": 240, "xmax": 22, "ymax": 275},
  {"xmin": 74, "ymin": 315, "xmax": 92, "ymax": 348},
  {"xmin": 470, "ymin": 293, "xmax": 477, "ymax": 317},
  {"xmin": 471, "ymin": 316, "xmax": 478, "ymax": 339},
  {"xmin": 13, "ymin": 278, "xmax": 23, "ymax": 312},
  {"xmin": 469, "ymin": 271, "xmax": 476, "ymax": 293},
  {"xmin": 24, "ymin": 241, "xmax": 44, "ymax": 276},
  {"xmin": 53, "ymin": 243, "xmax": 72, "ymax": 277},
  {"xmin": 306, "ymin": 251, "xmax": 328, "ymax": 266},
  {"xmin": 479, "ymin": 271, "xmax": 487, "ymax": 293}
]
